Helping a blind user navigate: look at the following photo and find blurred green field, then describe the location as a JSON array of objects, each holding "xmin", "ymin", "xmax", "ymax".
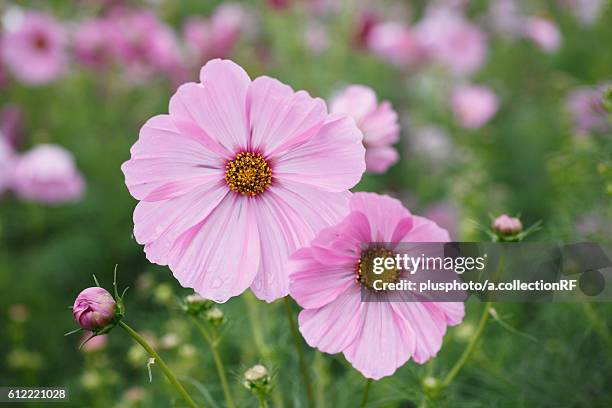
[{"xmin": 1, "ymin": 0, "xmax": 611, "ymax": 407}]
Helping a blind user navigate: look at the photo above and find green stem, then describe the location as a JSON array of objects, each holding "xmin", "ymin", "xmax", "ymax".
[
  {"xmin": 359, "ymin": 379, "xmax": 373, "ymax": 408},
  {"xmin": 191, "ymin": 317, "xmax": 236, "ymax": 408},
  {"xmin": 243, "ymin": 293, "xmax": 285, "ymax": 408},
  {"xmin": 257, "ymin": 394, "xmax": 269, "ymax": 408},
  {"xmin": 283, "ymin": 297, "xmax": 315, "ymax": 408},
  {"xmin": 119, "ymin": 321, "xmax": 200, "ymax": 408},
  {"xmin": 441, "ymin": 249, "xmax": 506, "ymax": 389},
  {"xmin": 441, "ymin": 301, "xmax": 492, "ymax": 388}
]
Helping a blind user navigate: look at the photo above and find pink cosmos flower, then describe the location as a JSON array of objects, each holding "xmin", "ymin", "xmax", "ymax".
[
  {"xmin": 565, "ymin": 85, "xmax": 609, "ymax": 133},
  {"xmin": 73, "ymin": 18, "xmax": 117, "ymax": 70},
  {"xmin": 109, "ymin": 8, "xmax": 185, "ymax": 83},
  {"xmin": 289, "ymin": 192, "xmax": 465, "ymax": 379},
  {"xmin": 330, "ymin": 85, "xmax": 399, "ymax": 174},
  {"xmin": 416, "ymin": 9, "xmax": 487, "ymax": 76},
  {"xmin": 1, "ymin": 11, "xmax": 67, "ymax": 85},
  {"xmin": 523, "ymin": 17, "xmax": 561, "ymax": 53},
  {"xmin": 121, "ymin": 59, "xmax": 365, "ymax": 303},
  {"xmin": 183, "ymin": 3, "xmax": 249, "ymax": 64},
  {"xmin": 12, "ymin": 144, "xmax": 85, "ymax": 204},
  {"xmin": 367, "ymin": 21, "xmax": 425, "ymax": 67},
  {"xmin": 451, "ymin": 85, "xmax": 499, "ymax": 129},
  {"xmin": 558, "ymin": 0, "xmax": 602, "ymax": 26},
  {"xmin": 304, "ymin": 22, "xmax": 329, "ymax": 55}
]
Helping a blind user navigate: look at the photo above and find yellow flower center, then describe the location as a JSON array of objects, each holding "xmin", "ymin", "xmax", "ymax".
[
  {"xmin": 355, "ymin": 247, "xmax": 399, "ymax": 290},
  {"xmin": 224, "ymin": 152, "xmax": 272, "ymax": 196}
]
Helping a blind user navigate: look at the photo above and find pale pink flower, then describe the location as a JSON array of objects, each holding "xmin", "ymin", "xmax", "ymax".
[
  {"xmin": 565, "ymin": 85, "xmax": 609, "ymax": 133},
  {"xmin": 183, "ymin": 3, "xmax": 249, "ymax": 63},
  {"xmin": 423, "ymin": 202, "xmax": 459, "ymax": 240},
  {"xmin": 487, "ymin": 0, "xmax": 524, "ymax": 39},
  {"xmin": 289, "ymin": 192, "xmax": 464, "ymax": 379},
  {"xmin": 73, "ymin": 18, "xmax": 117, "ymax": 70},
  {"xmin": 304, "ymin": 22, "xmax": 329, "ymax": 55},
  {"xmin": 523, "ymin": 17, "xmax": 561, "ymax": 53},
  {"xmin": 451, "ymin": 84, "xmax": 499, "ymax": 129},
  {"xmin": 12, "ymin": 144, "xmax": 85, "ymax": 204},
  {"xmin": 122, "ymin": 59, "xmax": 365, "ymax": 303},
  {"xmin": 109, "ymin": 8, "xmax": 185, "ymax": 83},
  {"xmin": 416, "ymin": 9, "xmax": 487, "ymax": 76},
  {"xmin": 367, "ymin": 21, "xmax": 425, "ymax": 67},
  {"xmin": 558, "ymin": 0, "xmax": 603, "ymax": 25},
  {"xmin": 1, "ymin": 11, "xmax": 66, "ymax": 85},
  {"xmin": 330, "ymin": 85, "xmax": 399, "ymax": 174}
]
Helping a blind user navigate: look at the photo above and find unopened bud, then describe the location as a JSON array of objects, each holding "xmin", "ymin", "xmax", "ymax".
[
  {"xmin": 182, "ymin": 294, "xmax": 213, "ymax": 316},
  {"xmin": 492, "ymin": 214, "xmax": 523, "ymax": 237},
  {"xmin": 243, "ymin": 364, "xmax": 271, "ymax": 396},
  {"xmin": 72, "ymin": 287, "xmax": 118, "ymax": 332},
  {"xmin": 206, "ymin": 307, "xmax": 225, "ymax": 327}
]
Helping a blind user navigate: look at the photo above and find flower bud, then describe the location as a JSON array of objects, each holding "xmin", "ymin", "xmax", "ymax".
[
  {"xmin": 182, "ymin": 293, "xmax": 213, "ymax": 316},
  {"xmin": 492, "ymin": 214, "xmax": 522, "ymax": 237},
  {"xmin": 243, "ymin": 364, "xmax": 271, "ymax": 394},
  {"xmin": 206, "ymin": 307, "xmax": 225, "ymax": 327},
  {"xmin": 72, "ymin": 287, "xmax": 117, "ymax": 332}
]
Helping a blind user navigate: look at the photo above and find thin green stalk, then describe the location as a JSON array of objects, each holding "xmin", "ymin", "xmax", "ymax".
[
  {"xmin": 243, "ymin": 293, "xmax": 285, "ymax": 408},
  {"xmin": 256, "ymin": 394, "xmax": 269, "ymax": 408},
  {"xmin": 441, "ymin": 301, "xmax": 492, "ymax": 388},
  {"xmin": 441, "ymin": 251, "xmax": 506, "ymax": 388},
  {"xmin": 191, "ymin": 317, "xmax": 236, "ymax": 408},
  {"xmin": 119, "ymin": 321, "xmax": 200, "ymax": 408},
  {"xmin": 359, "ymin": 379, "xmax": 373, "ymax": 408},
  {"xmin": 283, "ymin": 297, "xmax": 315, "ymax": 408}
]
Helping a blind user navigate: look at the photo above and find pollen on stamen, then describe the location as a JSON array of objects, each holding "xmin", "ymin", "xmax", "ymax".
[
  {"xmin": 224, "ymin": 152, "xmax": 272, "ymax": 196},
  {"xmin": 356, "ymin": 247, "xmax": 399, "ymax": 291}
]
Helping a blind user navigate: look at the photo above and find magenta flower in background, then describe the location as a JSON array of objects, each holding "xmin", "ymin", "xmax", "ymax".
[
  {"xmin": 565, "ymin": 85, "xmax": 609, "ymax": 133},
  {"xmin": 73, "ymin": 287, "xmax": 117, "ymax": 331},
  {"xmin": 331, "ymin": 85, "xmax": 400, "ymax": 174},
  {"xmin": 354, "ymin": 10, "xmax": 378, "ymax": 49},
  {"xmin": 451, "ymin": 84, "xmax": 499, "ymax": 129},
  {"xmin": 12, "ymin": 144, "xmax": 85, "ymax": 204},
  {"xmin": 416, "ymin": 8, "xmax": 487, "ymax": 76},
  {"xmin": 109, "ymin": 8, "xmax": 185, "ymax": 84},
  {"xmin": 367, "ymin": 21, "xmax": 425, "ymax": 68},
  {"xmin": 0, "ymin": 105, "xmax": 23, "ymax": 148},
  {"xmin": 1, "ymin": 11, "xmax": 66, "ymax": 85},
  {"xmin": 73, "ymin": 17, "xmax": 117, "ymax": 70},
  {"xmin": 523, "ymin": 17, "xmax": 561, "ymax": 53},
  {"xmin": 183, "ymin": 3, "xmax": 249, "ymax": 64},
  {"xmin": 122, "ymin": 59, "xmax": 365, "ymax": 303},
  {"xmin": 289, "ymin": 193, "xmax": 464, "ymax": 379}
]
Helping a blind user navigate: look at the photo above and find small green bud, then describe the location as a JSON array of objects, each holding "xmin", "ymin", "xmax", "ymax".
[
  {"xmin": 182, "ymin": 294, "xmax": 213, "ymax": 316},
  {"xmin": 206, "ymin": 307, "xmax": 225, "ymax": 327},
  {"xmin": 243, "ymin": 364, "xmax": 271, "ymax": 397},
  {"xmin": 602, "ymin": 86, "xmax": 612, "ymax": 113}
]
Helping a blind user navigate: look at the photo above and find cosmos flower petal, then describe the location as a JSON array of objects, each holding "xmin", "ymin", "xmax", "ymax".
[
  {"xmin": 428, "ymin": 301, "xmax": 466, "ymax": 326},
  {"xmin": 402, "ymin": 215, "xmax": 450, "ymax": 242},
  {"xmin": 273, "ymin": 114, "xmax": 366, "ymax": 192},
  {"xmin": 364, "ymin": 146, "xmax": 399, "ymax": 174},
  {"xmin": 390, "ymin": 301, "xmax": 447, "ymax": 364},
  {"xmin": 122, "ymin": 115, "xmax": 226, "ymax": 201},
  {"xmin": 330, "ymin": 85, "xmax": 378, "ymax": 124},
  {"xmin": 360, "ymin": 101, "xmax": 400, "ymax": 145},
  {"xmin": 193, "ymin": 59, "xmax": 251, "ymax": 151},
  {"xmin": 349, "ymin": 192, "xmax": 412, "ymax": 241},
  {"xmin": 298, "ymin": 285, "xmax": 364, "ymax": 354},
  {"xmin": 343, "ymin": 300, "xmax": 416, "ymax": 380},
  {"xmin": 166, "ymin": 194, "xmax": 261, "ymax": 303},
  {"xmin": 246, "ymin": 76, "xmax": 327, "ymax": 156},
  {"xmin": 289, "ymin": 248, "xmax": 355, "ymax": 309},
  {"xmin": 250, "ymin": 183, "xmax": 351, "ymax": 302},
  {"xmin": 133, "ymin": 181, "xmax": 229, "ymax": 264}
]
